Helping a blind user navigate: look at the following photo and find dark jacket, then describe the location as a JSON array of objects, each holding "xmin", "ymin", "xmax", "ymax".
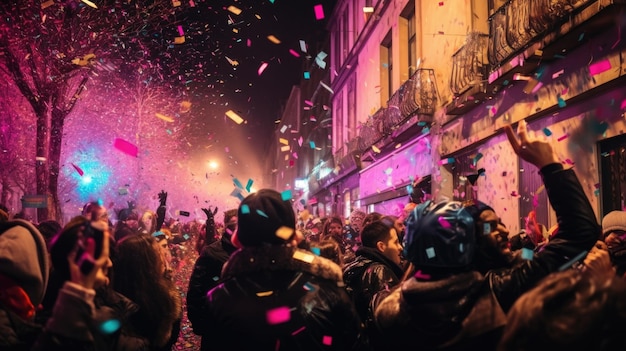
[
  {"xmin": 200, "ymin": 244, "xmax": 364, "ymax": 350},
  {"xmin": 343, "ymin": 246, "xmax": 404, "ymax": 324},
  {"xmin": 186, "ymin": 234, "xmax": 237, "ymax": 337},
  {"xmin": 375, "ymin": 164, "xmax": 600, "ymax": 350}
]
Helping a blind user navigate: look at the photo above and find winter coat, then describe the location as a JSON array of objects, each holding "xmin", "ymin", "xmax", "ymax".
[
  {"xmin": 375, "ymin": 164, "xmax": 600, "ymax": 350},
  {"xmin": 200, "ymin": 244, "xmax": 364, "ymax": 350},
  {"xmin": 186, "ymin": 234, "xmax": 237, "ymax": 338},
  {"xmin": 343, "ymin": 246, "xmax": 404, "ymax": 324}
]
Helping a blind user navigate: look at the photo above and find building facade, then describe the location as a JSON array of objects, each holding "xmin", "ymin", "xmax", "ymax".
[{"xmin": 288, "ymin": 0, "xmax": 626, "ymax": 233}]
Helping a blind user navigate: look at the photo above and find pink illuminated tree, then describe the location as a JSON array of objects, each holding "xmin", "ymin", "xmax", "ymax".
[{"xmin": 0, "ymin": 0, "xmax": 184, "ymax": 220}]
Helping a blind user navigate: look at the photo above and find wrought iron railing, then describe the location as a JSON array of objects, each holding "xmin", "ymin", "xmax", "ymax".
[
  {"xmin": 488, "ymin": 0, "xmax": 594, "ymax": 66},
  {"xmin": 450, "ymin": 32, "xmax": 489, "ymax": 95}
]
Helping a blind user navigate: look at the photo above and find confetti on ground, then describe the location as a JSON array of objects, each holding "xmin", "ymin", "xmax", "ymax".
[{"xmin": 589, "ymin": 59, "xmax": 611, "ymax": 76}]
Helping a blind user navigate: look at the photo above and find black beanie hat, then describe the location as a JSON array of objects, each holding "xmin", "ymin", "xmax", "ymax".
[{"xmin": 237, "ymin": 189, "xmax": 296, "ymax": 246}]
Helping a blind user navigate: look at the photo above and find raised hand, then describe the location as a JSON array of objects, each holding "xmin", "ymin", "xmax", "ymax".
[
  {"xmin": 158, "ymin": 190, "xmax": 168, "ymax": 206},
  {"xmin": 504, "ymin": 120, "xmax": 559, "ymax": 169},
  {"xmin": 67, "ymin": 224, "xmax": 111, "ymax": 290}
]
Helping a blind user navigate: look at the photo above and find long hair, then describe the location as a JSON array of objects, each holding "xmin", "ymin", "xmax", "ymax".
[{"xmin": 112, "ymin": 235, "xmax": 181, "ymax": 347}]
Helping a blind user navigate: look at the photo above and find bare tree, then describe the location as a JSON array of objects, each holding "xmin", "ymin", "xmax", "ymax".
[{"xmin": 0, "ymin": 0, "xmax": 182, "ymax": 220}]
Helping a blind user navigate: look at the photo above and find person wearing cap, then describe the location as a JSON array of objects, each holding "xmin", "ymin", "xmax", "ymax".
[
  {"xmin": 597, "ymin": 210, "xmax": 626, "ymax": 278},
  {"xmin": 199, "ymin": 189, "xmax": 363, "ymax": 350},
  {"xmin": 374, "ymin": 120, "xmax": 599, "ymax": 349}
]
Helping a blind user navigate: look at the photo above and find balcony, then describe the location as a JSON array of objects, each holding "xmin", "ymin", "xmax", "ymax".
[
  {"xmin": 487, "ymin": 0, "xmax": 625, "ymax": 86},
  {"xmin": 447, "ymin": 33, "xmax": 489, "ymax": 115},
  {"xmin": 446, "ymin": 0, "xmax": 625, "ymax": 117}
]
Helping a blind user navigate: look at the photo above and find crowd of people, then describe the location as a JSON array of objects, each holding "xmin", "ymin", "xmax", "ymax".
[{"xmin": 2, "ymin": 121, "xmax": 626, "ymax": 350}]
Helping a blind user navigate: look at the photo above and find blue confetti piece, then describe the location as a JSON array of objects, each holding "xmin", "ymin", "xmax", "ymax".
[
  {"xmin": 99, "ymin": 319, "xmax": 121, "ymax": 334},
  {"xmin": 309, "ymin": 141, "xmax": 316, "ymax": 149},
  {"xmin": 212, "ymin": 276, "xmax": 219, "ymax": 281},
  {"xmin": 503, "ymin": 79, "xmax": 509, "ymax": 86},
  {"xmin": 303, "ymin": 282, "xmax": 316, "ymax": 291},
  {"xmin": 578, "ymin": 32, "xmax": 585, "ymax": 41},
  {"xmin": 558, "ymin": 250, "xmax": 588, "ymax": 271},
  {"xmin": 542, "ymin": 127, "xmax": 552, "ymax": 136},
  {"xmin": 311, "ymin": 247, "xmax": 321, "ymax": 255},
  {"xmin": 303, "ymin": 71, "xmax": 310, "ymax": 79},
  {"xmin": 281, "ymin": 189, "xmax": 292, "ymax": 201},
  {"xmin": 233, "ymin": 178, "xmax": 244, "ymax": 189},
  {"xmin": 245, "ymin": 179, "xmax": 254, "ymax": 192},
  {"xmin": 521, "ymin": 248, "xmax": 534, "ymax": 260},
  {"xmin": 257, "ymin": 209, "xmax": 268, "ymax": 218},
  {"xmin": 557, "ymin": 96, "xmax": 566, "ymax": 108},
  {"xmin": 417, "ymin": 121, "xmax": 426, "ymax": 126},
  {"xmin": 241, "ymin": 204, "xmax": 250, "ymax": 214}
]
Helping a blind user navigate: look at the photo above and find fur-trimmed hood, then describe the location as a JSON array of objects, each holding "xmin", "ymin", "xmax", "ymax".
[{"xmin": 222, "ymin": 244, "xmax": 344, "ymax": 284}]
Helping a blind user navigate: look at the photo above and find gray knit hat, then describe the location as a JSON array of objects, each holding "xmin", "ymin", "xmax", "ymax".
[{"xmin": 602, "ymin": 210, "xmax": 626, "ymax": 237}]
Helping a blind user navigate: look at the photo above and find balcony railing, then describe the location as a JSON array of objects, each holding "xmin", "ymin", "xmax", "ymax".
[
  {"xmin": 488, "ymin": 0, "xmax": 595, "ymax": 66},
  {"xmin": 450, "ymin": 32, "xmax": 489, "ymax": 96}
]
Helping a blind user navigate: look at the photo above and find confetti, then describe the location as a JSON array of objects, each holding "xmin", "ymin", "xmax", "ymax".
[
  {"xmin": 275, "ymin": 226, "xmax": 294, "ymax": 240},
  {"xmin": 589, "ymin": 60, "xmax": 611, "ymax": 76},
  {"xmin": 313, "ymin": 4, "xmax": 325, "ymax": 20},
  {"xmin": 521, "ymin": 248, "xmax": 534, "ymax": 260},
  {"xmin": 303, "ymin": 71, "xmax": 310, "ymax": 79},
  {"xmin": 293, "ymin": 250, "xmax": 315, "ymax": 263},
  {"xmin": 291, "ymin": 326, "xmax": 306, "ymax": 335},
  {"xmin": 299, "ymin": 40, "xmax": 307, "ymax": 52},
  {"xmin": 155, "ymin": 113, "xmax": 174, "ymax": 122},
  {"xmin": 438, "ymin": 217, "xmax": 451, "ymax": 228},
  {"xmin": 99, "ymin": 319, "xmax": 120, "ymax": 334},
  {"xmin": 258, "ymin": 62, "xmax": 269, "ymax": 75},
  {"xmin": 227, "ymin": 5, "xmax": 242, "ymax": 15},
  {"xmin": 426, "ymin": 247, "xmax": 436, "ymax": 259},
  {"xmin": 71, "ymin": 163, "xmax": 84, "ymax": 176},
  {"xmin": 557, "ymin": 133, "xmax": 569, "ymax": 142},
  {"xmin": 281, "ymin": 189, "xmax": 292, "ymax": 200},
  {"xmin": 225, "ymin": 110, "xmax": 244, "ymax": 124},
  {"xmin": 245, "ymin": 179, "xmax": 254, "ymax": 192},
  {"xmin": 558, "ymin": 250, "xmax": 588, "ymax": 271},
  {"xmin": 113, "ymin": 138, "xmax": 138, "ymax": 157},
  {"xmin": 542, "ymin": 127, "xmax": 552, "ymax": 136},
  {"xmin": 289, "ymin": 49, "xmax": 300, "ymax": 57},
  {"xmin": 256, "ymin": 209, "xmax": 268, "ymax": 218},
  {"xmin": 322, "ymin": 336, "xmax": 332, "ymax": 346},
  {"xmin": 266, "ymin": 306, "xmax": 291, "ymax": 325},
  {"xmin": 241, "ymin": 204, "xmax": 250, "ymax": 214},
  {"xmin": 173, "ymin": 36, "xmax": 185, "ymax": 44},
  {"xmin": 363, "ymin": 6, "xmax": 374, "ymax": 13},
  {"xmin": 81, "ymin": 0, "xmax": 98, "ymax": 9},
  {"xmin": 309, "ymin": 141, "xmax": 316, "ymax": 149},
  {"xmin": 267, "ymin": 35, "xmax": 281, "ymax": 44},
  {"xmin": 311, "ymin": 247, "xmax": 321, "ymax": 255}
]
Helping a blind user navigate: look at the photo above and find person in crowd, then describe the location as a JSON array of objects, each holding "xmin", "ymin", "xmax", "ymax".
[
  {"xmin": 348, "ymin": 209, "xmax": 366, "ymax": 236},
  {"xmin": 343, "ymin": 219, "xmax": 404, "ymax": 350},
  {"xmin": 139, "ymin": 210, "xmax": 157, "ymax": 236},
  {"xmin": 186, "ymin": 207, "xmax": 238, "ymax": 348},
  {"xmin": 323, "ymin": 216, "xmax": 358, "ymax": 263},
  {"xmin": 114, "ymin": 203, "xmax": 139, "ymax": 242},
  {"xmin": 41, "ymin": 208, "xmax": 149, "ymax": 350},
  {"xmin": 200, "ymin": 189, "xmax": 363, "ymax": 350},
  {"xmin": 361, "ymin": 212, "xmax": 382, "ymax": 233},
  {"xmin": 37, "ymin": 219, "xmax": 62, "ymax": 249},
  {"xmin": 310, "ymin": 238, "xmax": 344, "ymax": 267},
  {"xmin": 498, "ymin": 268, "xmax": 626, "ymax": 351},
  {"xmin": 374, "ymin": 120, "xmax": 599, "ymax": 349},
  {"xmin": 601, "ymin": 210, "xmax": 626, "ymax": 278},
  {"xmin": 112, "ymin": 235, "xmax": 182, "ymax": 351},
  {"xmin": 0, "ymin": 204, "xmax": 9, "ymax": 222},
  {"xmin": 153, "ymin": 231, "xmax": 173, "ymax": 278},
  {"xmin": 0, "ymin": 208, "xmax": 138, "ymax": 350},
  {"xmin": 381, "ymin": 215, "xmax": 406, "ymax": 245}
]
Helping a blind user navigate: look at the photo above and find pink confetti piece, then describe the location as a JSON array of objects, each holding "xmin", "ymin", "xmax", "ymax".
[
  {"xmin": 438, "ymin": 216, "xmax": 451, "ymax": 228},
  {"xmin": 439, "ymin": 1, "xmax": 444, "ymax": 5},
  {"xmin": 113, "ymin": 138, "xmax": 138, "ymax": 157},
  {"xmin": 620, "ymin": 98, "xmax": 626, "ymax": 110},
  {"xmin": 291, "ymin": 326, "xmax": 306, "ymax": 336},
  {"xmin": 557, "ymin": 133, "xmax": 569, "ymax": 142},
  {"xmin": 258, "ymin": 62, "xmax": 269, "ymax": 75},
  {"xmin": 247, "ymin": 39, "xmax": 252, "ymax": 47},
  {"xmin": 589, "ymin": 60, "xmax": 611, "ymax": 76},
  {"xmin": 177, "ymin": 25, "xmax": 184, "ymax": 36},
  {"xmin": 564, "ymin": 159, "xmax": 575, "ymax": 165},
  {"xmin": 313, "ymin": 4, "xmax": 325, "ymax": 20},
  {"xmin": 71, "ymin": 163, "xmax": 84, "ymax": 176},
  {"xmin": 322, "ymin": 336, "xmax": 332, "ymax": 346},
  {"xmin": 289, "ymin": 49, "xmax": 300, "ymax": 57}
]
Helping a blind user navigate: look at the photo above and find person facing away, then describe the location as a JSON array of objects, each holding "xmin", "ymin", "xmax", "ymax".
[
  {"xmin": 498, "ymin": 268, "xmax": 626, "ymax": 351},
  {"xmin": 374, "ymin": 120, "xmax": 600, "ymax": 350},
  {"xmin": 112, "ymin": 234, "xmax": 182, "ymax": 350},
  {"xmin": 201, "ymin": 188, "xmax": 363, "ymax": 350},
  {"xmin": 186, "ymin": 207, "xmax": 238, "ymax": 345}
]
